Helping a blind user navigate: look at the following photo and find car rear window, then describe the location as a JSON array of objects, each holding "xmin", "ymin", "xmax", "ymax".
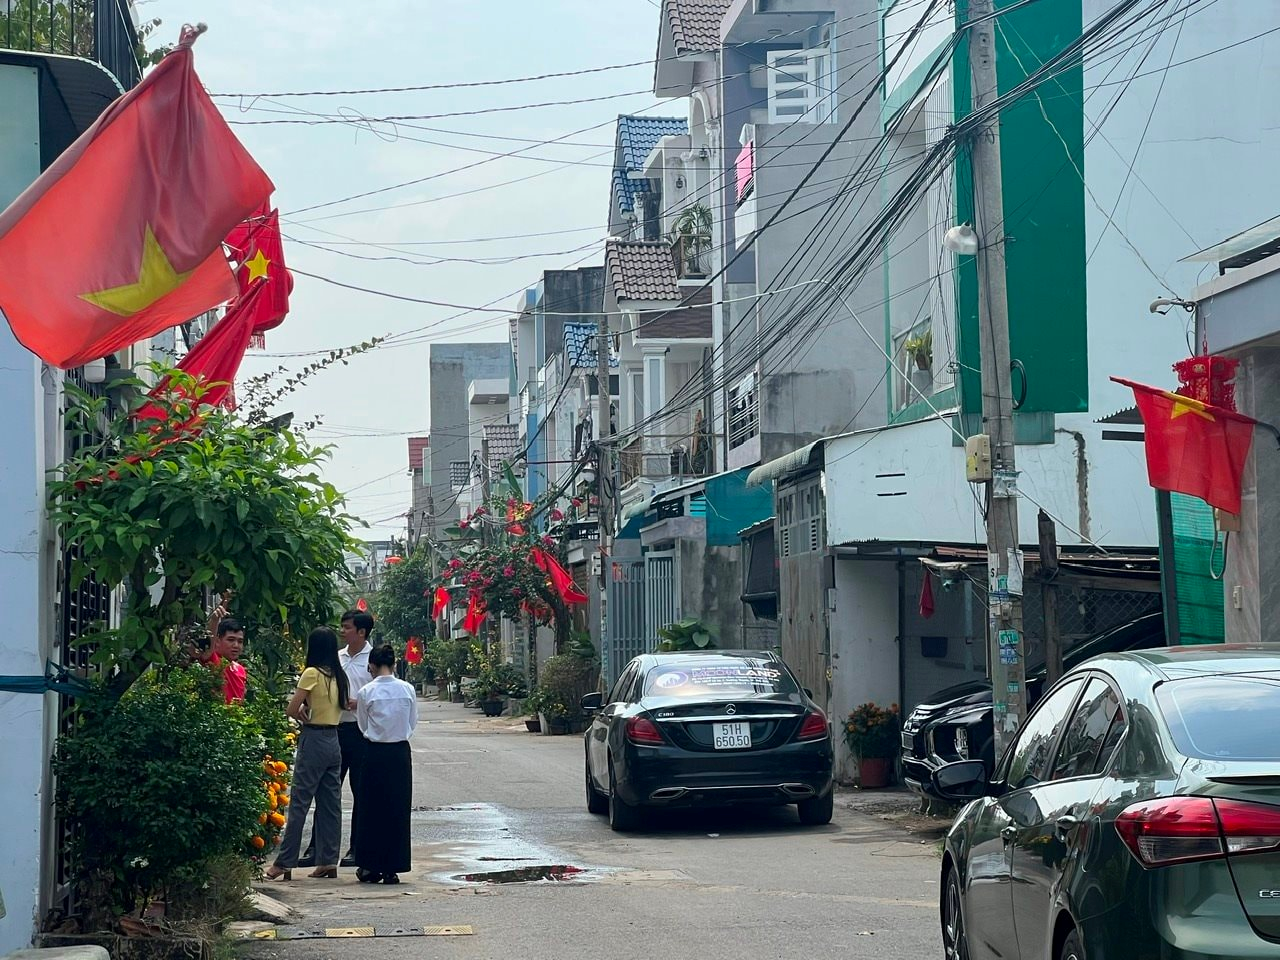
[
  {"xmin": 643, "ymin": 660, "xmax": 797, "ymax": 698},
  {"xmin": 1157, "ymin": 672, "xmax": 1280, "ymax": 761}
]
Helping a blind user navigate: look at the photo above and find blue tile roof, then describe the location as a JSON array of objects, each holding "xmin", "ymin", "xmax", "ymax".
[
  {"xmin": 612, "ymin": 115, "xmax": 687, "ymax": 218},
  {"xmin": 564, "ymin": 322, "xmax": 619, "ymax": 369}
]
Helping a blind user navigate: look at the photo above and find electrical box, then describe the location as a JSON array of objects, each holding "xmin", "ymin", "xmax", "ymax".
[{"xmin": 965, "ymin": 434, "xmax": 992, "ymax": 483}]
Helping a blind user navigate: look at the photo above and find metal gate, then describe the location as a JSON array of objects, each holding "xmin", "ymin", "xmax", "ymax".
[
  {"xmin": 604, "ymin": 559, "xmax": 646, "ymax": 688},
  {"xmin": 644, "ymin": 551, "xmax": 679, "ymax": 641}
]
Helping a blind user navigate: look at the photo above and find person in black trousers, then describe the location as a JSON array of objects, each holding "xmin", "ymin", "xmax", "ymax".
[{"xmin": 300, "ymin": 609, "xmax": 373, "ymax": 868}]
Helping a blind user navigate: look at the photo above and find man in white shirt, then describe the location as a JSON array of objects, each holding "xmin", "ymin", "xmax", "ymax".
[{"xmin": 300, "ymin": 609, "xmax": 373, "ymax": 868}]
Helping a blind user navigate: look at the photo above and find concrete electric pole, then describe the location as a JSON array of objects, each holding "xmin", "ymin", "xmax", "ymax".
[
  {"xmin": 967, "ymin": 0, "xmax": 1026, "ymax": 756},
  {"xmin": 596, "ymin": 308, "xmax": 613, "ymax": 686}
]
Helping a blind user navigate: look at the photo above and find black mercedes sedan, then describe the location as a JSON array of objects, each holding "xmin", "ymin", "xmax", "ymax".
[
  {"xmin": 582, "ymin": 650, "xmax": 834, "ymax": 832},
  {"xmin": 902, "ymin": 612, "xmax": 1166, "ymax": 801}
]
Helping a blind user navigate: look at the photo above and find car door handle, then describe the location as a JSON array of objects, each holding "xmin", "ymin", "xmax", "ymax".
[
  {"xmin": 1001, "ymin": 826, "xmax": 1017, "ymax": 842},
  {"xmin": 1055, "ymin": 815, "xmax": 1079, "ymax": 839}
]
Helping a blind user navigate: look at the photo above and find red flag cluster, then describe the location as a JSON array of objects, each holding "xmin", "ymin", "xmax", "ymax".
[
  {"xmin": 1113, "ymin": 377, "xmax": 1258, "ymax": 515},
  {"xmin": 530, "ymin": 548, "xmax": 589, "ymax": 605},
  {"xmin": 0, "ymin": 26, "xmax": 274, "ymax": 369}
]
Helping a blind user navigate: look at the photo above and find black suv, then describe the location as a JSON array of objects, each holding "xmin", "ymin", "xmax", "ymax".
[{"xmin": 900, "ymin": 611, "xmax": 1165, "ymax": 800}]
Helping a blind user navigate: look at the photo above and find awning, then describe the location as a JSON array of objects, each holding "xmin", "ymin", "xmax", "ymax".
[
  {"xmin": 745, "ymin": 440, "xmax": 825, "ymax": 488},
  {"xmin": 619, "ymin": 497, "xmax": 653, "ymax": 525}
]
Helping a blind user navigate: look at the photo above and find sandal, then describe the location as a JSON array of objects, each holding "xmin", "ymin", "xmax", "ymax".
[
  {"xmin": 263, "ymin": 865, "xmax": 291, "ymax": 882},
  {"xmin": 308, "ymin": 866, "xmax": 338, "ymax": 879}
]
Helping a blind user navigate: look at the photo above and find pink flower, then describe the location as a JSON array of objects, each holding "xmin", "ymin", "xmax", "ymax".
[
  {"xmin": 459, "ymin": 520, "xmax": 470, "ymax": 530},
  {"xmin": 503, "ymin": 566, "xmax": 515, "ymax": 577},
  {"xmin": 571, "ymin": 497, "xmax": 583, "ymax": 508},
  {"xmin": 550, "ymin": 509, "xmax": 564, "ymax": 521},
  {"xmin": 542, "ymin": 536, "xmax": 555, "ymax": 547},
  {"xmin": 448, "ymin": 558, "xmax": 462, "ymax": 570}
]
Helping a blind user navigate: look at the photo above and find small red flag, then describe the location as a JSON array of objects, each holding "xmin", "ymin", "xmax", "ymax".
[
  {"xmin": 1113, "ymin": 376, "xmax": 1257, "ymax": 514},
  {"xmin": 225, "ymin": 205, "xmax": 292, "ymax": 335},
  {"xmin": 0, "ymin": 27, "xmax": 272, "ymax": 368},
  {"xmin": 432, "ymin": 587, "xmax": 450, "ymax": 620},
  {"xmin": 135, "ymin": 283, "xmax": 265, "ymax": 422},
  {"xmin": 530, "ymin": 548, "xmax": 589, "ymax": 606},
  {"xmin": 919, "ymin": 571, "xmax": 935, "ymax": 619},
  {"xmin": 463, "ymin": 594, "xmax": 487, "ymax": 635},
  {"xmin": 405, "ymin": 637, "xmax": 423, "ymax": 666}
]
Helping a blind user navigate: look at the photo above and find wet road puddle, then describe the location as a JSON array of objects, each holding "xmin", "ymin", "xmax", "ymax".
[{"xmin": 452, "ymin": 864, "xmax": 587, "ymax": 884}]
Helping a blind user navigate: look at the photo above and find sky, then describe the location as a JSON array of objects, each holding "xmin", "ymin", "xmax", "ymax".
[{"xmin": 141, "ymin": 0, "xmax": 675, "ymax": 540}]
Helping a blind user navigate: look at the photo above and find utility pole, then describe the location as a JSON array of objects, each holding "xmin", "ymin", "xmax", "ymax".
[
  {"xmin": 968, "ymin": 0, "xmax": 1026, "ymax": 756},
  {"xmin": 1038, "ymin": 509, "xmax": 1063, "ymax": 684},
  {"xmin": 596, "ymin": 308, "xmax": 613, "ymax": 688}
]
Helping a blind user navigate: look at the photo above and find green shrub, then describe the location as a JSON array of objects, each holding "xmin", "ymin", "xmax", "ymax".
[
  {"xmin": 531, "ymin": 654, "xmax": 598, "ymax": 720},
  {"xmin": 54, "ymin": 667, "xmax": 268, "ymax": 928}
]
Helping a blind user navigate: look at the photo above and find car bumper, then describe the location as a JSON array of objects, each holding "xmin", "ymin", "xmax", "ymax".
[
  {"xmin": 617, "ymin": 740, "xmax": 833, "ymax": 808},
  {"xmin": 902, "ymin": 753, "xmax": 945, "ymax": 798}
]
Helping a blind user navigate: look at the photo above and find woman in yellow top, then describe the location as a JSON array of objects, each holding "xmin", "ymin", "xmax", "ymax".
[{"xmin": 265, "ymin": 628, "xmax": 350, "ymax": 880}]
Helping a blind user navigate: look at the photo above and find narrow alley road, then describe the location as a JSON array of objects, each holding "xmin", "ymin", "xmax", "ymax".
[{"xmin": 241, "ymin": 700, "xmax": 944, "ymax": 959}]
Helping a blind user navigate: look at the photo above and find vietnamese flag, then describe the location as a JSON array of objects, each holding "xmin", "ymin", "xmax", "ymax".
[
  {"xmin": 0, "ymin": 25, "xmax": 273, "ymax": 369},
  {"xmin": 1113, "ymin": 377, "xmax": 1258, "ymax": 514},
  {"xmin": 405, "ymin": 637, "xmax": 423, "ymax": 666},
  {"xmin": 135, "ymin": 283, "xmax": 265, "ymax": 422},
  {"xmin": 463, "ymin": 594, "xmax": 487, "ymax": 635},
  {"xmin": 431, "ymin": 587, "xmax": 450, "ymax": 620},
  {"xmin": 225, "ymin": 205, "xmax": 292, "ymax": 344},
  {"xmin": 531, "ymin": 548, "xmax": 589, "ymax": 606}
]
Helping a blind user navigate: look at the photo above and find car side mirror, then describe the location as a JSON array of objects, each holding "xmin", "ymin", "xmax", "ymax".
[
  {"xmin": 580, "ymin": 692, "xmax": 604, "ymax": 713},
  {"xmin": 931, "ymin": 760, "xmax": 990, "ymax": 802}
]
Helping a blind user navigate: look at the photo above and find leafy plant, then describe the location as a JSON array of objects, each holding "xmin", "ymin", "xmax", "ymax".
[
  {"xmin": 425, "ymin": 636, "xmax": 473, "ymax": 689},
  {"xmin": 47, "ymin": 371, "xmax": 358, "ymax": 699},
  {"xmin": 373, "ymin": 546, "xmax": 437, "ymax": 647},
  {"xmin": 667, "ymin": 202, "xmax": 712, "ymax": 239},
  {"xmin": 529, "ymin": 653, "xmax": 598, "ymax": 722},
  {"xmin": 657, "ymin": 618, "xmax": 717, "ymax": 652},
  {"xmin": 53, "ymin": 667, "xmax": 270, "ymax": 929},
  {"xmin": 467, "ymin": 660, "xmax": 528, "ymax": 701},
  {"xmin": 567, "ymin": 629, "xmax": 597, "ymax": 662},
  {"xmin": 903, "ymin": 329, "xmax": 932, "ymax": 369},
  {"xmin": 843, "ymin": 702, "xmax": 901, "ymax": 760}
]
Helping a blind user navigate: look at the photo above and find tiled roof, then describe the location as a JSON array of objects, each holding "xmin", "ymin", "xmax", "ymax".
[
  {"xmin": 483, "ymin": 424, "xmax": 519, "ymax": 466},
  {"xmin": 407, "ymin": 436, "xmax": 428, "ymax": 471},
  {"xmin": 564, "ymin": 322, "xmax": 619, "ymax": 369},
  {"xmin": 664, "ymin": 0, "xmax": 731, "ymax": 55},
  {"xmin": 612, "ymin": 115, "xmax": 687, "ymax": 217},
  {"xmin": 606, "ymin": 240, "xmax": 682, "ymax": 302}
]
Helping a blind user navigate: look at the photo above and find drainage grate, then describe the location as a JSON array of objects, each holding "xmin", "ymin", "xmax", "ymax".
[
  {"xmin": 248, "ymin": 924, "xmax": 473, "ymax": 940},
  {"xmin": 454, "ymin": 865, "xmax": 585, "ymax": 884}
]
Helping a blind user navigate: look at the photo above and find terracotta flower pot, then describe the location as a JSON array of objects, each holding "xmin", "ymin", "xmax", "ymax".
[{"xmin": 859, "ymin": 756, "xmax": 892, "ymax": 789}]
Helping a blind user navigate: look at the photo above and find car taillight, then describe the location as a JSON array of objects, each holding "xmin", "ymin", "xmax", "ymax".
[
  {"xmin": 1116, "ymin": 796, "xmax": 1280, "ymax": 867},
  {"xmin": 625, "ymin": 716, "xmax": 664, "ymax": 746},
  {"xmin": 797, "ymin": 711, "xmax": 828, "ymax": 741}
]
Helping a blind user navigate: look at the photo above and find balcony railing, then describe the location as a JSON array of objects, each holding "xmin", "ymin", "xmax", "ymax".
[
  {"xmin": 728, "ymin": 373, "xmax": 759, "ymax": 450},
  {"xmin": 1, "ymin": 0, "xmax": 141, "ymax": 89},
  {"xmin": 619, "ymin": 435, "xmax": 713, "ymax": 488},
  {"xmin": 672, "ymin": 233, "xmax": 711, "ymax": 280}
]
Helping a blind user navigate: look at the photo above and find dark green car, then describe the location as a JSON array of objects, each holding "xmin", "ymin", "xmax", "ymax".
[{"xmin": 934, "ymin": 645, "xmax": 1280, "ymax": 960}]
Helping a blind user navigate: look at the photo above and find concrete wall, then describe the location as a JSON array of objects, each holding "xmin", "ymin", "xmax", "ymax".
[
  {"xmin": 828, "ymin": 559, "xmax": 900, "ymax": 782},
  {"xmin": 677, "ymin": 540, "xmax": 744, "ymax": 646},
  {"xmin": 427, "ymin": 343, "xmax": 509, "ymax": 537},
  {"xmin": 0, "ymin": 61, "xmax": 56, "ymax": 955}
]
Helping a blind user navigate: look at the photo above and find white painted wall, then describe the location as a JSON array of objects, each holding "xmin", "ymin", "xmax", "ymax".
[
  {"xmin": 827, "ymin": 559, "xmax": 899, "ymax": 782},
  {"xmin": 0, "ymin": 62, "xmax": 55, "ymax": 954}
]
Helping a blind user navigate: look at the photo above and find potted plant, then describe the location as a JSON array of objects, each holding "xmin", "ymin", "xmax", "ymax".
[
  {"xmin": 843, "ymin": 702, "xmax": 901, "ymax": 788},
  {"xmin": 532, "ymin": 653, "xmax": 598, "ymax": 735},
  {"xmin": 471, "ymin": 661, "xmax": 528, "ymax": 717},
  {"xmin": 656, "ymin": 618, "xmax": 717, "ymax": 651},
  {"xmin": 668, "ymin": 203, "xmax": 712, "ymax": 277},
  {"xmin": 903, "ymin": 329, "xmax": 932, "ymax": 371}
]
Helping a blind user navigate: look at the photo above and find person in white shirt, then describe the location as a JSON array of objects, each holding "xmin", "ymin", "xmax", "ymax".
[
  {"xmin": 354, "ymin": 643, "xmax": 419, "ymax": 885},
  {"xmin": 301, "ymin": 609, "xmax": 374, "ymax": 869}
]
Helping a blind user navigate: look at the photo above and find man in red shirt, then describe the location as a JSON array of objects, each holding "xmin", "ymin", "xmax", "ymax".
[{"xmin": 201, "ymin": 601, "xmax": 248, "ymax": 704}]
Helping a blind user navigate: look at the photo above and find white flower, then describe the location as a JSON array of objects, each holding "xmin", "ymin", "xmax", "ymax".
[{"xmin": 129, "ymin": 857, "xmax": 149, "ymax": 869}]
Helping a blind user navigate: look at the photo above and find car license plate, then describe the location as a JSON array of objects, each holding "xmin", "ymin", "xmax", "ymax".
[
  {"xmin": 713, "ymin": 722, "xmax": 752, "ymax": 750},
  {"xmin": 901, "ymin": 730, "xmax": 914, "ymax": 751}
]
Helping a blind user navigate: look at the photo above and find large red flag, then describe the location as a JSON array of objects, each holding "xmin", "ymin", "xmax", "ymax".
[
  {"xmin": 1112, "ymin": 376, "xmax": 1257, "ymax": 514},
  {"xmin": 431, "ymin": 587, "xmax": 450, "ymax": 620},
  {"xmin": 463, "ymin": 594, "xmax": 487, "ymax": 635},
  {"xmin": 135, "ymin": 283, "xmax": 265, "ymax": 422},
  {"xmin": 0, "ymin": 25, "xmax": 273, "ymax": 368}
]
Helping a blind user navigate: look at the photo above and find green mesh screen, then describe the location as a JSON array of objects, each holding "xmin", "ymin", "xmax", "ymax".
[{"xmin": 1164, "ymin": 492, "xmax": 1225, "ymax": 645}]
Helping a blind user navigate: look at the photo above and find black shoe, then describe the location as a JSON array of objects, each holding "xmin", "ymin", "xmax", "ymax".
[
  {"xmin": 297, "ymin": 847, "xmax": 316, "ymax": 869},
  {"xmin": 340, "ymin": 850, "xmax": 357, "ymax": 868},
  {"xmin": 381, "ymin": 873, "xmax": 400, "ymax": 885},
  {"xmin": 356, "ymin": 868, "xmax": 382, "ymax": 884}
]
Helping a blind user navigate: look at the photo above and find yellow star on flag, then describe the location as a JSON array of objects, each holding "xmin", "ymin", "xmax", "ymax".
[
  {"xmin": 1161, "ymin": 390, "xmax": 1215, "ymax": 421},
  {"xmin": 244, "ymin": 249, "xmax": 271, "ymax": 282},
  {"xmin": 79, "ymin": 225, "xmax": 191, "ymax": 316}
]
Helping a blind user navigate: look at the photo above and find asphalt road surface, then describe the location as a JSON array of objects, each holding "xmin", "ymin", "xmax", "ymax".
[{"xmin": 241, "ymin": 699, "xmax": 944, "ymax": 959}]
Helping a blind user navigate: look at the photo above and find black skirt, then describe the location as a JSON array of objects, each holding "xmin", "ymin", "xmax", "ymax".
[{"xmin": 355, "ymin": 739, "xmax": 412, "ymax": 875}]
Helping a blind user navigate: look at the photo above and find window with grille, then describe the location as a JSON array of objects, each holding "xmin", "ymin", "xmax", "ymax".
[
  {"xmin": 776, "ymin": 476, "xmax": 826, "ymax": 558},
  {"xmin": 767, "ymin": 48, "xmax": 835, "ymax": 124}
]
